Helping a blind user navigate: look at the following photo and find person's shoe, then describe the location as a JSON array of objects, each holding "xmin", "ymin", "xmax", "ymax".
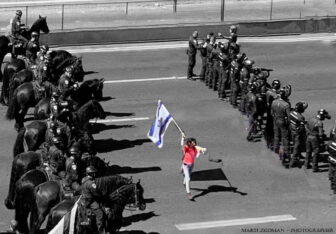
[
  {"xmin": 187, "ymin": 193, "xmax": 193, "ymax": 200},
  {"xmin": 313, "ymin": 168, "xmax": 320, "ymax": 173}
]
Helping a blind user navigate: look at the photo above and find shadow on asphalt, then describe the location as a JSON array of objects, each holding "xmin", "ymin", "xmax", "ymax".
[
  {"xmin": 95, "ymin": 138, "xmax": 151, "ymax": 153},
  {"xmin": 191, "ymin": 168, "xmax": 227, "ymax": 181},
  {"xmin": 105, "ymin": 164, "xmax": 161, "ymax": 175},
  {"xmin": 191, "ymin": 185, "xmax": 248, "ymax": 200},
  {"xmin": 100, "ymin": 96, "xmax": 114, "ymax": 102},
  {"xmin": 84, "ymin": 70, "xmax": 99, "ymax": 75},
  {"xmin": 122, "ymin": 211, "xmax": 160, "ymax": 228},
  {"xmin": 104, "ymin": 111, "xmax": 135, "ymax": 117},
  {"xmin": 91, "ymin": 123, "xmax": 134, "ymax": 134},
  {"xmin": 118, "ymin": 231, "xmax": 160, "ymax": 234}
]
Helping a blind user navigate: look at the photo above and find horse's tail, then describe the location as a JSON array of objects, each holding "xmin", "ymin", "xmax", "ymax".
[
  {"xmin": 6, "ymin": 87, "xmax": 19, "ymax": 120},
  {"xmin": 4, "ymin": 157, "xmax": 19, "ymax": 210},
  {"xmin": 9, "ymin": 74, "xmax": 20, "ymax": 104},
  {"xmin": 29, "ymin": 185, "xmax": 41, "ymax": 234},
  {"xmin": 13, "ymin": 127, "xmax": 26, "ymax": 157}
]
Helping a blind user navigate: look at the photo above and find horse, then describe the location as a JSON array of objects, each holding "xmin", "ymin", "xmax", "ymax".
[
  {"xmin": 0, "ymin": 58, "xmax": 26, "ymax": 105},
  {"xmin": 46, "ymin": 175, "xmax": 146, "ymax": 234},
  {"xmin": 0, "ymin": 16, "xmax": 49, "ymax": 103},
  {"xmin": 5, "ymin": 151, "xmax": 43, "ymax": 210},
  {"xmin": 6, "ymin": 59, "xmax": 86, "ymax": 130},
  {"xmin": 34, "ymin": 78, "xmax": 104, "ymax": 119},
  {"xmin": 29, "ymin": 156, "xmax": 82, "ymax": 234},
  {"xmin": 73, "ymin": 99, "xmax": 106, "ymax": 133},
  {"xmin": 11, "ymin": 168, "xmax": 49, "ymax": 234}
]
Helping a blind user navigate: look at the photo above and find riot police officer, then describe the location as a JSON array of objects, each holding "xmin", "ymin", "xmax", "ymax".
[
  {"xmin": 239, "ymin": 59, "xmax": 254, "ymax": 115},
  {"xmin": 229, "ymin": 53, "xmax": 246, "ymax": 108},
  {"xmin": 205, "ymin": 35, "xmax": 215, "ymax": 87},
  {"xmin": 264, "ymin": 80, "xmax": 281, "ymax": 150},
  {"xmin": 327, "ymin": 139, "xmax": 336, "ymax": 194},
  {"xmin": 217, "ymin": 42, "xmax": 231, "ymax": 100},
  {"xmin": 187, "ymin": 31, "xmax": 200, "ymax": 80},
  {"xmin": 81, "ymin": 166, "xmax": 105, "ymax": 234},
  {"xmin": 246, "ymin": 83, "xmax": 258, "ymax": 141},
  {"xmin": 271, "ymin": 86, "xmax": 291, "ymax": 166},
  {"xmin": 289, "ymin": 102, "xmax": 308, "ymax": 168},
  {"xmin": 26, "ymin": 31, "xmax": 40, "ymax": 63},
  {"xmin": 305, "ymin": 109, "xmax": 331, "ymax": 172}
]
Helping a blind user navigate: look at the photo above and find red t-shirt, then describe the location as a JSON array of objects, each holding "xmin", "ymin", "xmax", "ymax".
[{"xmin": 182, "ymin": 145, "xmax": 198, "ymax": 165}]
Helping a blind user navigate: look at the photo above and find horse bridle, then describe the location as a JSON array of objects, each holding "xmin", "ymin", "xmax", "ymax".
[{"xmin": 109, "ymin": 183, "xmax": 141, "ymax": 211}]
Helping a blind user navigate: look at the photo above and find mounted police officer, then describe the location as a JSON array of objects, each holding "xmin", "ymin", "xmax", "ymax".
[
  {"xmin": 26, "ymin": 31, "xmax": 40, "ymax": 64},
  {"xmin": 187, "ymin": 31, "xmax": 200, "ymax": 81},
  {"xmin": 10, "ymin": 10, "xmax": 28, "ymax": 56},
  {"xmin": 305, "ymin": 109, "xmax": 330, "ymax": 172},
  {"xmin": 58, "ymin": 66, "xmax": 79, "ymax": 102},
  {"xmin": 271, "ymin": 86, "xmax": 291, "ymax": 166},
  {"xmin": 289, "ymin": 102, "xmax": 308, "ymax": 168},
  {"xmin": 80, "ymin": 166, "xmax": 105, "ymax": 234},
  {"xmin": 264, "ymin": 80, "xmax": 281, "ymax": 150}
]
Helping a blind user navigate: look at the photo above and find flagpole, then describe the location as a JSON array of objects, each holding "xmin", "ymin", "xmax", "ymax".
[{"xmin": 171, "ymin": 117, "xmax": 184, "ymax": 135}]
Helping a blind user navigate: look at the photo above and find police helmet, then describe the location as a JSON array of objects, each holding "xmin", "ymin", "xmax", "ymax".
[
  {"xmin": 230, "ymin": 25, "xmax": 238, "ymax": 33},
  {"xmin": 52, "ymin": 137, "xmax": 61, "ymax": 144},
  {"xmin": 295, "ymin": 101, "xmax": 308, "ymax": 113},
  {"xmin": 69, "ymin": 142, "xmax": 80, "ymax": 155},
  {"xmin": 16, "ymin": 10, "xmax": 22, "ymax": 16},
  {"xmin": 192, "ymin": 31, "xmax": 199, "ymax": 38},
  {"xmin": 31, "ymin": 31, "xmax": 39, "ymax": 37},
  {"xmin": 279, "ymin": 87, "xmax": 288, "ymax": 99},
  {"xmin": 41, "ymin": 45, "xmax": 49, "ymax": 52},
  {"xmin": 272, "ymin": 80, "xmax": 281, "ymax": 89},
  {"xmin": 249, "ymin": 83, "xmax": 257, "ymax": 92},
  {"xmin": 317, "ymin": 109, "xmax": 331, "ymax": 120},
  {"xmin": 220, "ymin": 42, "xmax": 229, "ymax": 52},
  {"xmin": 86, "ymin": 166, "xmax": 97, "ymax": 176},
  {"xmin": 243, "ymin": 59, "xmax": 254, "ymax": 67}
]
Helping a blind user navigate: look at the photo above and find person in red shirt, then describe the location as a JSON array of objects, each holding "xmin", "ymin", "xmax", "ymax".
[{"xmin": 181, "ymin": 135, "xmax": 206, "ymax": 200}]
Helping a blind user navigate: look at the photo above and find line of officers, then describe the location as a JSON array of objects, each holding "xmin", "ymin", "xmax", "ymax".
[{"xmin": 187, "ymin": 27, "xmax": 336, "ymax": 194}]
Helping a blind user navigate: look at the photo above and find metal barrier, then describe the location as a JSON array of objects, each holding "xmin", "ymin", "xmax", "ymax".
[{"xmin": 0, "ymin": 0, "xmax": 335, "ymax": 32}]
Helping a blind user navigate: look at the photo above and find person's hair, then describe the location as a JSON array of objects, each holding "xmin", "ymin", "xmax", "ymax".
[{"xmin": 186, "ymin": 137, "xmax": 197, "ymax": 146}]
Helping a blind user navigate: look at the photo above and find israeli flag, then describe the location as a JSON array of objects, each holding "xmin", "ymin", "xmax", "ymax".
[{"xmin": 147, "ymin": 100, "xmax": 173, "ymax": 148}]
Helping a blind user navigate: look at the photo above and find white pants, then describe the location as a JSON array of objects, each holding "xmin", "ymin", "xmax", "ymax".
[{"xmin": 182, "ymin": 163, "xmax": 194, "ymax": 193}]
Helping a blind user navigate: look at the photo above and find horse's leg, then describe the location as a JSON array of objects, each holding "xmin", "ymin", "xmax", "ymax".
[{"xmin": 13, "ymin": 208, "xmax": 30, "ymax": 234}]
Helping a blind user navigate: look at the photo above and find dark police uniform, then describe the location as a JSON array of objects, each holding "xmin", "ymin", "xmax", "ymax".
[
  {"xmin": 327, "ymin": 140, "xmax": 336, "ymax": 194},
  {"xmin": 305, "ymin": 117, "xmax": 324, "ymax": 172},
  {"xmin": 246, "ymin": 88, "xmax": 258, "ymax": 141},
  {"xmin": 199, "ymin": 40, "xmax": 208, "ymax": 82},
  {"xmin": 205, "ymin": 40, "xmax": 215, "ymax": 87},
  {"xmin": 187, "ymin": 35, "xmax": 199, "ymax": 79},
  {"xmin": 217, "ymin": 46, "xmax": 231, "ymax": 99},
  {"xmin": 26, "ymin": 39, "xmax": 40, "ymax": 63},
  {"xmin": 81, "ymin": 176, "xmax": 105, "ymax": 233},
  {"xmin": 11, "ymin": 15, "xmax": 27, "ymax": 42},
  {"xmin": 289, "ymin": 110, "xmax": 306, "ymax": 168},
  {"xmin": 271, "ymin": 97, "xmax": 291, "ymax": 163},
  {"xmin": 239, "ymin": 66, "xmax": 253, "ymax": 115},
  {"xmin": 264, "ymin": 88, "xmax": 279, "ymax": 149}
]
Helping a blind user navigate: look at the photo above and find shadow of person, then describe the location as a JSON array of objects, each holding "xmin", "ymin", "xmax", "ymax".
[
  {"xmin": 100, "ymin": 96, "xmax": 114, "ymax": 102},
  {"xmin": 122, "ymin": 211, "xmax": 160, "ymax": 227},
  {"xmin": 191, "ymin": 185, "xmax": 247, "ymax": 200},
  {"xmin": 95, "ymin": 138, "xmax": 151, "ymax": 153},
  {"xmin": 91, "ymin": 123, "xmax": 134, "ymax": 134},
  {"xmin": 105, "ymin": 164, "xmax": 161, "ymax": 175}
]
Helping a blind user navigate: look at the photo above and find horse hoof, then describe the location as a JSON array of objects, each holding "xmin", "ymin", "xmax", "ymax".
[{"xmin": 4, "ymin": 198, "xmax": 14, "ymax": 209}]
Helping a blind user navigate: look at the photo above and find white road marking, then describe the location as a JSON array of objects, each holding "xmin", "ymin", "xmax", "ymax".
[
  {"xmin": 175, "ymin": 215, "xmax": 296, "ymax": 231},
  {"xmin": 103, "ymin": 76, "xmax": 186, "ymax": 83},
  {"xmin": 89, "ymin": 117, "xmax": 150, "ymax": 123}
]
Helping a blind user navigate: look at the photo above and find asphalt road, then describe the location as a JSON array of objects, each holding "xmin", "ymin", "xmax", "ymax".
[{"xmin": 1, "ymin": 35, "xmax": 336, "ymax": 233}]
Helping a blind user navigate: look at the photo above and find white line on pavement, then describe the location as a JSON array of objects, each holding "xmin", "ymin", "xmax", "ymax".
[
  {"xmin": 175, "ymin": 215, "xmax": 296, "ymax": 231},
  {"xmin": 103, "ymin": 76, "xmax": 186, "ymax": 83},
  {"xmin": 89, "ymin": 117, "xmax": 150, "ymax": 123}
]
